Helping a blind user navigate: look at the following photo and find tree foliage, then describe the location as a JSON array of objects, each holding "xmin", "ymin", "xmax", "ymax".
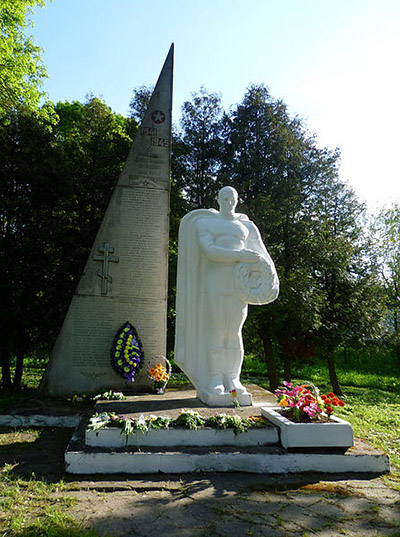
[
  {"xmin": 128, "ymin": 85, "xmax": 153, "ymax": 123},
  {"xmin": 373, "ymin": 204, "xmax": 400, "ymax": 367},
  {"xmin": 174, "ymin": 87, "xmax": 223, "ymax": 208},
  {"xmin": 0, "ymin": 97, "xmax": 135, "ymax": 387},
  {"xmin": 310, "ymin": 179, "xmax": 385, "ymax": 393},
  {"xmin": 192, "ymin": 84, "xmax": 386, "ymax": 391},
  {"xmin": 0, "ymin": 79, "xmax": 392, "ymax": 392},
  {"xmin": 0, "ymin": 0, "xmax": 49, "ymax": 116}
]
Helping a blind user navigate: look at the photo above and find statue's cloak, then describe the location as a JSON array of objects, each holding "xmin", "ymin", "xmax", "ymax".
[{"xmin": 174, "ymin": 209, "xmax": 279, "ymax": 390}]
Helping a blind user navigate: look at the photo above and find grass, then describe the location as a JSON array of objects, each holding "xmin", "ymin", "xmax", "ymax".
[{"xmin": 0, "ymin": 464, "xmax": 101, "ymax": 537}]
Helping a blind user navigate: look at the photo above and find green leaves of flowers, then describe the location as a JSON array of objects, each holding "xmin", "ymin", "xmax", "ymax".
[
  {"xmin": 87, "ymin": 410, "xmax": 269, "ymax": 437},
  {"xmin": 172, "ymin": 409, "xmax": 205, "ymax": 430}
]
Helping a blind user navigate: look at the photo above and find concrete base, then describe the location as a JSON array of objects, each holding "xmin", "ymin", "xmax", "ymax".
[
  {"xmin": 65, "ymin": 440, "xmax": 390, "ymax": 475},
  {"xmin": 64, "ymin": 385, "xmax": 390, "ymax": 476},
  {"xmin": 197, "ymin": 390, "xmax": 252, "ymax": 407},
  {"xmin": 0, "ymin": 398, "xmax": 84, "ymax": 428},
  {"xmin": 262, "ymin": 407, "xmax": 354, "ymax": 449}
]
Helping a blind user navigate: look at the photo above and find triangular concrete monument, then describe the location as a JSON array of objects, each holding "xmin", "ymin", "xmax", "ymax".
[{"xmin": 40, "ymin": 45, "xmax": 174, "ymax": 397}]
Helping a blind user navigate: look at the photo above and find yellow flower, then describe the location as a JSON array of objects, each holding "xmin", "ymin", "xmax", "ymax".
[{"xmin": 279, "ymin": 399, "xmax": 289, "ymax": 407}]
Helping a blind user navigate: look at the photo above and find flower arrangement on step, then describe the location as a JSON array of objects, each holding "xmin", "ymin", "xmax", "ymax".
[
  {"xmin": 88, "ymin": 409, "xmax": 270, "ymax": 437},
  {"xmin": 147, "ymin": 356, "xmax": 171, "ymax": 394},
  {"xmin": 70, "ymin": 390, "xmax": 127, "ymax": 405},
  {"xmin": 274, "ymin": 381, "xmax": 345, "ymax": 423},
  {"xmin": 111, "ymin": 322, "xmax": 143, "ymax": 383}
]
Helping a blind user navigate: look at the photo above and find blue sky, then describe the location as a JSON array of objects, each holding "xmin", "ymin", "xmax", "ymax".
[{"xmin": 32, "ymin": 0, "xmax": 400, "ymax": 213}]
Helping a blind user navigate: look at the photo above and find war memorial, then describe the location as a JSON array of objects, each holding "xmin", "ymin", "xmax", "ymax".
[{"xmin": 4, "ymin": 45, "xmax": 386, "ymax": 476}]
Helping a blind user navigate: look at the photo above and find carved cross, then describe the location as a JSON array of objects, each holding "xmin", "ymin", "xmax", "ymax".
[{"xmin": 93, "ymin": 242, "xmax": 119, "ymax": 295}]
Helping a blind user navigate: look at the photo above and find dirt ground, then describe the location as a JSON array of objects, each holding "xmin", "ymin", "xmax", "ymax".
[{"xmin": 1, "ymin": 425, "xmax": 400, "ymax": 537}]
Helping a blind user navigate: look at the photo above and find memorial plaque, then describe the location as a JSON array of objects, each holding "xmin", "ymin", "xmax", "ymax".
[{"xmin": 39, "ymin": 45, "xmax": 174, "ymax": 397}]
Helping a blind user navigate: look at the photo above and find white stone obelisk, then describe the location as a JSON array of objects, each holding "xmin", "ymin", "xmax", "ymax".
[{"xmin": 40, "ymin": 45, "xmax": 174, "ymax": 397}]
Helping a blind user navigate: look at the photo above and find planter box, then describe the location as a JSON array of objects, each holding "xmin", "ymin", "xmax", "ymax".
[
  {"xmin": 86, "ymin": 425, "xmax": 279, "ymax": 448},
  {"xmin": 261, "ymin": 407, "xmax": 353, "ymax": 449}
]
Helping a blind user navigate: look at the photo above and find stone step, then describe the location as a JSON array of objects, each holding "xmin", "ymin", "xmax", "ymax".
[
  {"xmin": 66, "ymin": 413, "xmax": 390, "ymax": 475},
  {"xmin": 65, "ymin": 440, "xmax": 390, "ymax": 475},
  {"xmin": 64, "ymin": 386, "xmax": 390, "ymax": 476}
]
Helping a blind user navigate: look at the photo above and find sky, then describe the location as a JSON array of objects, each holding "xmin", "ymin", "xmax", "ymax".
[{"xmin": 31, "ymin": 0, "xmax": 400, "ymax": 214}]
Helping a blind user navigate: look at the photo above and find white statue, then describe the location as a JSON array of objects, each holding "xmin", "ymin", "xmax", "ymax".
[{"xmin": 174, "ymin": 186, "xmax": 279, "ymax": 406}]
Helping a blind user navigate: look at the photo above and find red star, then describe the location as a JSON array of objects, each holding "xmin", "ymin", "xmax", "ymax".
[{"xmin": 151, "ymin": 110, "xmax": 166, "ymax": 124}]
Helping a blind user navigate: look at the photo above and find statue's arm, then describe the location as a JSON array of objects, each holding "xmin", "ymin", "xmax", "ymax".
[
  {"xmin": 198, "ymin": 230, "xmax": 239, "ymax": 263},
  {"xmin": 197, "ymin": 223, "xmax": 260, "ymax": 263}
]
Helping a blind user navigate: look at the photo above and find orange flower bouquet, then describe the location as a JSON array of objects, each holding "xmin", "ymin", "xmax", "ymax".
[{"xmin": 147, "ymin": 356, "xmax": 171, "ymax": 394}]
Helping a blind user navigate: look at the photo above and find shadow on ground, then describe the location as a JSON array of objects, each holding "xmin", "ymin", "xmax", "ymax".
[{"xmin": 1, "ymin": 426, "xmax": 399, "ymax": 537}]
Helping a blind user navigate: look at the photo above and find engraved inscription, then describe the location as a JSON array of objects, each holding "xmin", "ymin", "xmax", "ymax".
[
  {"xmin": 140, "ymin": 127, "xmax": 158, "ymax": 136},
  {"xmin": 134, "ymin": 154, "xmax": 169, "ymax": 187},
  {"xmin": 118, "ymin": 297, "xmax": 167, "ymax": 356},
  {"xmin": 151, "ymin": 137, "xmax": 170, "ymax": 147},
  {"xmin": 117, "ymin": 188, "xmax": 169, "ymax": 298},
  {"xmin": 71, "ymin": 299, "xmax": 116, "ymax": 369}
]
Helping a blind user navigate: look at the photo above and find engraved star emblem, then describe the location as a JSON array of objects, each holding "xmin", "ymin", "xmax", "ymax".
[{"xmin": 151, "ymin": 110, "xmax": 166, "ymax": 124}]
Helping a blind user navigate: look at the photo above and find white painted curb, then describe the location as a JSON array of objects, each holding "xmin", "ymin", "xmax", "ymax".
[{"xmin": 65, "ymin": 447, "xmax": 390, "ymax": 475}]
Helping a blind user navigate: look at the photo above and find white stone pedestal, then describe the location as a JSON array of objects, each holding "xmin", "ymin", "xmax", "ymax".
[{"xmin": 197, "ymin": 390, "xmax": 252, "ymax": 407}]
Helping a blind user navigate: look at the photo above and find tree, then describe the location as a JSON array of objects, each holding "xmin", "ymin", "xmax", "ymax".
[
  {"xmin": 0, "ymin": 0, "xmax": 49, "ymax": 116},
  {"xmin": 0, "ymin": 105, "xmax": 61, "ymax": 387},
  {"xmin": 217, "ymin": 84, "xmax": 385, "ymax": 392},
  {"xmin": 0, "ymin": 97, "xmax": 135, "ymax": 388},
  {"xmin": 373, "ymin": 204, "xmax": 400, "ymax": 368},
  {"xmin": 128, "ymin": 85, "xmax": 153, "ymax": 123},
  {"xmin": 310, "ymin": 179, "xmax": 385, "ymax": 394},
  {"xmin": 219, "ymin": 85, "xmax": 327, "ymax": 388},
  {"xmin": 174, "ymin": 87, "xmax": 223, "ymax": 208}
]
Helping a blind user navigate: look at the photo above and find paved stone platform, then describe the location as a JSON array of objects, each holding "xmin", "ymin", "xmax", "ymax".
[
  {"xmin": 93, "ymin": 383, "xmax": 277, "ymax": 419},
  {"xmin": 66, "ymin": 473, "xmax": 400, "ymax": 537}
]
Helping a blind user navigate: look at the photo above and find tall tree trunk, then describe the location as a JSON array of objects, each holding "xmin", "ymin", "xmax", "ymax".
[
  {"xmin": 14, "ymin": 347, "xmax": 24, "ymax": 388},
  {"xmin": 1, "ymin": 347, "xmax": 12, "ymax": 389},
  {"xmin": 394, "ymin": 313, "xmax": 400, "ymax": 369},
  {"xmin": 261, "ymin": 335, "xmax": 279, "ymax": 391},
  {"xmin": 326, "ymin": 344, "xmax": 343, "ymax": 396}
]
